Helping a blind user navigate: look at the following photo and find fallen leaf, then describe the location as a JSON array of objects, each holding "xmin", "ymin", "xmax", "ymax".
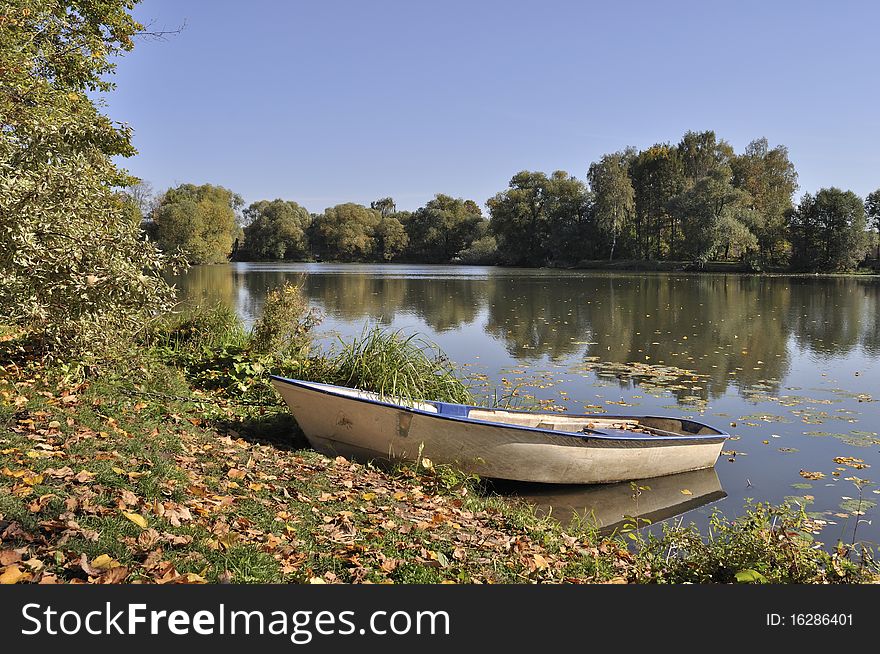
[
  {"xmin": 122, "ymin": 511, "xmax": 148, "ymax": 529},
  {"xmin": 0, "ymin": 565, "xmax": 26, "ymax": 585}
]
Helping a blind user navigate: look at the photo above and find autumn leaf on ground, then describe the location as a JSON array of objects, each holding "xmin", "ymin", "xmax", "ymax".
[
  {"xmin": 0, "ymin": 565, "xmax": 27, "ymax": 584},
  {"xmin": 122, "ymin": 511, "xmax": 148, "ymax": 529}
]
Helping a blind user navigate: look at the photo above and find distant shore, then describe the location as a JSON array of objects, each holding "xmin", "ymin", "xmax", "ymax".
[{"xmin": 226, "ymin": 257, "xmax": 880, "ymax": 277}]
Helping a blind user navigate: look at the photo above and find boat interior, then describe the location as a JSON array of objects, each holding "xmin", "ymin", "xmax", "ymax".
[{"xmin": 465, "ymin": 408, "xmax": 722, "ymax": 437}]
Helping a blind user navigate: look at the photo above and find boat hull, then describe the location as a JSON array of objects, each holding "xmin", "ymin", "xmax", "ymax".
[{"xmin": 271, "ymin": 378, "xmax": 726, "ymax": 484}]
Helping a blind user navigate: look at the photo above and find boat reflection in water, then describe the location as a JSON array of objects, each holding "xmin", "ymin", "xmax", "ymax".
[{"xmin": 495, "ymin": 467, "xmax": 726, "ymax": 534}]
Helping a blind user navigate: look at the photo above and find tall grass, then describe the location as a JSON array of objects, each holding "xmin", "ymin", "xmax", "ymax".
[{"xmin": 321, "ymin": 325, "xmax": 473, "ymax": 405}]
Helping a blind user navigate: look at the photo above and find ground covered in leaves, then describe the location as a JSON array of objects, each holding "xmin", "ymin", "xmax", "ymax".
[{"xmin": 1, "ymin": 348, "xmax": 877, "ymax": 585}]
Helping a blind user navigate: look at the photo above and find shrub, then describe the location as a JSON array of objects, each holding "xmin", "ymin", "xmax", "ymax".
[{"xmin": 249, "ymin": 283, "xmax": 323, "ymax": 357}]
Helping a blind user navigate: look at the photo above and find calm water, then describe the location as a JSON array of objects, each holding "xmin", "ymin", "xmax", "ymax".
[{"xmin": 174, "ymin": 263, "xmax": 880, "ymax": 544}]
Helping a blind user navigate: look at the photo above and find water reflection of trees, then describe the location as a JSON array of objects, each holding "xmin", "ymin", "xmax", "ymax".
[
  {"xmin": 171, "ymin": 265, "xmax": 880, "ymax": 400},
  {"xmin": 787, "ymin": 278, "xmax": 879, "ymax": 358}
]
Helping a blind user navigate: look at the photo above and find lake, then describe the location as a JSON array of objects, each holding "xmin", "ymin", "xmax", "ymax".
[{"xmin": 174, "ymin": 263, "xmax": 880, "ymax": 544}]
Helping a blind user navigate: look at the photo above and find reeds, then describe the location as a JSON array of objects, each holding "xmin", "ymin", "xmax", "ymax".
[{"xmin": 323, "ymin": 325, "xmax": 472, "ymax": 405}]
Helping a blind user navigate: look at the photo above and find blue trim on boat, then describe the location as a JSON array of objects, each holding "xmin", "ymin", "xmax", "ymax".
[{"xmin": 269, "ymin": 375, "xmax": 729, "ymax": 443}]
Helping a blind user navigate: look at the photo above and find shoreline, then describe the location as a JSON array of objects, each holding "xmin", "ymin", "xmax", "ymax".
[{"xmin": 226, "ymin": 257, "xmax": 880, "ymax": 278}]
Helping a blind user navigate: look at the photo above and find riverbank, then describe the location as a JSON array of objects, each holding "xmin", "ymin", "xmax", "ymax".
[
  {"xmin": 230, "ymin": 257, "xmax": 880, "ymax": 276},
  {"xmin": 1, "ymin": 310, "xmax": 877, "ymax": 584}
]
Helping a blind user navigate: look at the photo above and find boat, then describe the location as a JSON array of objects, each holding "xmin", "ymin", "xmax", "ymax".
[
  {"xmin": 269, "ymin": 376, "xmax": 729, "ymax": 484},
  {"xmin": 496, "ymin": 467, "xmax": 727, "ymax": 532}
]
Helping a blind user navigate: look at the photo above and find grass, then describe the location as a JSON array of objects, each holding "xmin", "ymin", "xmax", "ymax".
[
  {"xmin": 1, "ymin": 304, "xmax": 878, "ymax": 584},
  {"xmin": 317, "ymin": 325, "xmax": 473, "ymax": 405}
]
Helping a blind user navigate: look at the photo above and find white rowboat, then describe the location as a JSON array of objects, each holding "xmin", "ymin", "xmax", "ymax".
[{"xmin": 270, "ymin": 377, "xmax": 728, "ymax": 484}]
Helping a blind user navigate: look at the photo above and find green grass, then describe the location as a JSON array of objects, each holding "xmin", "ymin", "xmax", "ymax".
[{"xmin": 317, "ymin": 325, "xmax": 473, "ymax": 405}]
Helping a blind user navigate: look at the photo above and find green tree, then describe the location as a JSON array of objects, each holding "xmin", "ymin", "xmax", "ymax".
[
  {"xmin": 405, "ymin": 194, "xmax": 485, "ymax": 262},
  {"xmin": 731, "ymin": 138, "xmax": 798, "ymax": 264},
  {"xmin": 309, "ymin": 203, "xmax": 382, "ymax": 261},
  {"xmin": 370, "ymin": 197, "xmax": 397, "ymax": 217},
  {"xmin": 242, "ymin": 199, "xmax": 311, "ymax": 260},
  {"xmin": 677, "ymin": 130, "xmax": 734, "ymax": 182},
  {"xmin": 375, "ymin": 215, "xmax": 409, "ymax": 261},
  {"xmin": 629, "ymin": 145, "xmax": 685, "ymax": 259},
  {"xmin": 669, "ymin": 167, "xmax": 755, "ymax": 264},
  {"xmin": 488, "ymin": 171, "xmax": 553, "ymax": 265},
  {"xmin": 0, "ymin": 0, "xmax": 177, "ymax": 358},
  {"xmin": 588, "ymin": 150, "xmax": 636, "ymax": 260},
  {"xmin": 866, "ymin": 189, "xmax": 880, "ymax": 259},
  {"xmin": 543, "ymin": 171, "xmax": 594, "ymax": 265},
  {"xmin": 789, "ymin": 188, "xmax": 870, "ymax": 272},
  {"xmin": 152, "ymin": 184, "xmax": 242, "ymax": 264}
]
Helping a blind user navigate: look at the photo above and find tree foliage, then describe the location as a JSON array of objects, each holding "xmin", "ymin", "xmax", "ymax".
[
  {"xmin": 588, "ymin": 150, "xmax": 635, "ymax": 260},
  {"xmin": 152, "ymin": 184, "xmax": 242, "ymax": 264},
  {"xmin": 789, "ymin": 188, "xmax": 870, "ymax": 272},
  {"xmin": 731, "ymin": 138, "xmax": 798, "ymax": 264},
  {"xmin": 405, "ymin": 194, "xmax": 484, "ymax": 262},
  {"xmin": 0, "ymin": 0, "xmax": 178, "ymax": 358},
  {"xmin": 242, "ymin": 199, "xmax": 311, "ymax": 260},
  {"xmin": 309, "ymin": 203, "xmax": 383, "ymax": 262}
]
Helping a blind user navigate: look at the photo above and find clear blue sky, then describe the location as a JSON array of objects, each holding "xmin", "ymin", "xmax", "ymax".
[{"xmin": 107, "ymin": 0, "xmax": 880, "ymax": 213}]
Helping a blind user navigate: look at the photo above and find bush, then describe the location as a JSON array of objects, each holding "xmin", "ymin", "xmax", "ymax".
[
  {"xmin": 249, "ymin": 283, "xmax": 322, "ymax": 357},
  {"xmin": 456, "ymin": 235, "xmax": 499, "ymax": 265},
  {"xmin": 0, "ymin": 0, "xmax": 180, "ymax": 364},
  {"xmin": 629, "ymin": 502, "xmax": 877, "ymax": 583}
]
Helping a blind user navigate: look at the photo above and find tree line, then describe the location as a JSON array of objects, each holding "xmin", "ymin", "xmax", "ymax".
[{"xmin": 133, "ymin": 131, "xmax": 880, "ymax": 273}]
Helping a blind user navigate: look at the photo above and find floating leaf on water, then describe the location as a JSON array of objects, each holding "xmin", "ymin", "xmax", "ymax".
[{"xmin": 839, "ymin": 499, "xmax": 877, "ymax": 514}]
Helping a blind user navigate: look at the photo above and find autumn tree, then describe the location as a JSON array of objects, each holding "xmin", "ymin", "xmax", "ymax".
[
  {"xmin": 731, "ymin": 138, "xmax": 798, "ymax": 264},
  {"xmin": 0, "ymin": 0, "xmax": 178, "ymax": 358},
  {"xmin": 152, "ymin": 184, "xmax": 242, "ymax": 264}
]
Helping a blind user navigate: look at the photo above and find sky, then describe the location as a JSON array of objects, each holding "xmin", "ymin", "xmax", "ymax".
[{"xmin": 106, "ymin": 0, "xmax": 880, "ymax": 213}]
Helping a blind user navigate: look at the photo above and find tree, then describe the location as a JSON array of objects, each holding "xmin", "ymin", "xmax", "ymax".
[
  {"xmin": 543, "ymin": 171, "xmax": 594, "ymax": 265},
  {"xmin": 866, "ymin": 189, "xmax": 880, "ymax": 259},
  {"xmin": 370, "ymin": 197, "xmax": 397, "ymax": 217},
  {"xmin": 309, "ymin": 203, "xmax": 382, "ymax": 261},
  {"xmin": 0, "ymin": 0, "xmax": 178, "ymax": 358},
  {"xmin": 405, "ymin": 194, "xmax": 485, "ymax": 263},
  {"xmin": 375, "ymin": 215, "xmax": 408, "ymax": 261},
  {"xmin": 629, "ymin": 145, "xmax": 685, "ymax": 259},
  {"xmin": 242, "ymin": 199, "xmax": 311, "ymax": 260},
  {"xmin": 789, "ymin": 188, "xmax": 870, "ymax": 272},
  {"xmin": 677, "ymin": 130, "xmax": 734, "ymax": 183},
  {"xmin": 124, "ymin": 180, "xmax": 156, "ymax": 217},
  {"xmin": 488, "ymin": 172, "xmax": 552, "ymax": 266},
  {"xmin": 588, "ymin": 150, "xmax": 636, "ymax": 260},
  {"xmin": 731, "ymin": 138, "xmax": 798, "ymax": 264},
  {"xmin": 152, "ymin": 184, "xmax": 242, "ymax": 264},
  {"xmin": 669, "ymin": 167, "xmax": 755, "ymax": 264}
]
